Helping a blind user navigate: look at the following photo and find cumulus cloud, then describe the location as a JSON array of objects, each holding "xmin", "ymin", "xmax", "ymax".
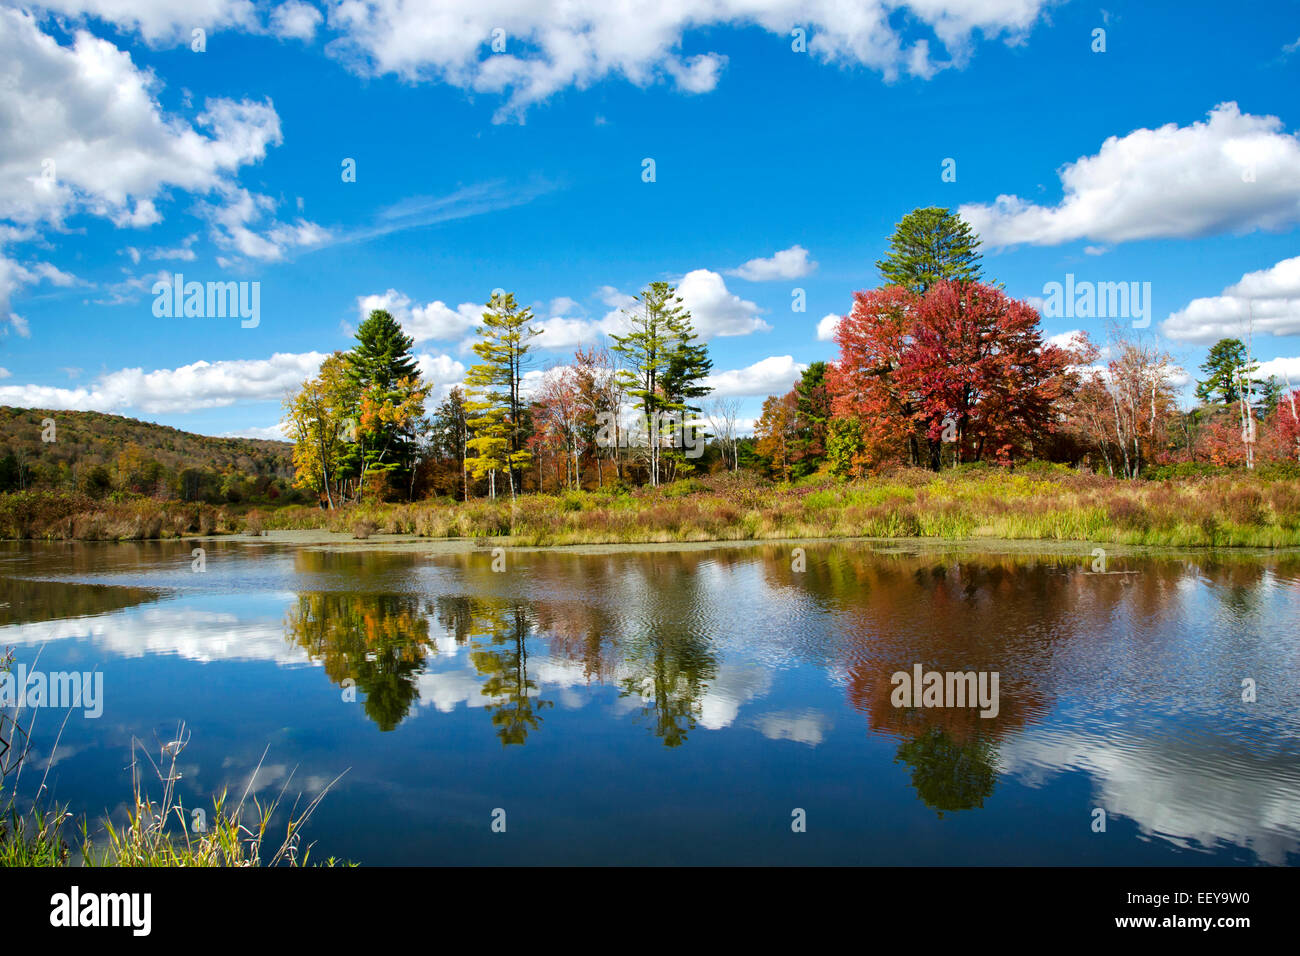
[
  {"xmin": 369, "ymin": 270, "xmax": 772, "ymax": 356},
  {"xmin": 0, "ymin": 10, "xmax": 284, "ymax": 228},
  {"xmin": 28, "ymin": 0, "xmax": 324, "ymax": 45},
  {"xmin": 357, "ymin": 289, "xmax": 483, "ymax": 344},
  {"xmin": 1253, "ymin": 356, "xmax": 1300, "ymax": 384},
  {"xmin": 1162, "ymin": 255, "xmax": 1300, "ymax": 343},
  {"xmin": 675, "ymin": 269, "xmax": 770, "ymax": 338},
  {"xmin": 705, "ymin": 355, "xmax": 806, "ymax": 397},
  {"xmin": 816, "ymin": 312, "xmax": 841, "ymax": 342},
  {"xmin": 269, "ymin": 0, "xmax": 323, "ymax": 40},
  {"xmin": 0, "ymin": 351, "xmax": 328, "ymax": 414},
  {"xmin": 415, "ymin": 352, "xmax": 468, "ymax": 400},
  {"xmin": 0, "ymin": 9, "xmax": 324, "ymax": 319},
  {"xmin": 728, "ymin": 244, "xmax": 816, "ymax": 281},
  {"xmin": 320, "ymin": 0, "xmax": 1052, "ymax": 121},
  {"xmin": 960, "ymin": 103, "xmax": 1300, "ymax": 247}
]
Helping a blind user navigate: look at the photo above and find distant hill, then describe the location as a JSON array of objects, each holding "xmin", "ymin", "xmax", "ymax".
[{"xmin": 0, "ymin": 406, "xmax": 294, "ymax": 489}]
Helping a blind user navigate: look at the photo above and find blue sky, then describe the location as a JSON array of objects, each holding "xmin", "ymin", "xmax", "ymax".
[{"xmin": 2, "ymin": 0, "xmax": 1299, "ymax": 437}]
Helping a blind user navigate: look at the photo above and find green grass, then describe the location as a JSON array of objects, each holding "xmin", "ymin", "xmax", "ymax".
[
  {"xmin": 1, "ymin": 709, "xmax": 348, "ymax": 868},
  {"xmin": 5, "ymin": 466, "xmax": 1300, "ymax": 549}
]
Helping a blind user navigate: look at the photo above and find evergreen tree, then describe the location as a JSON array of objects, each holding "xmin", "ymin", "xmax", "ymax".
[
  {"xmin": 345, "ymin": 310, "xmax": 427, "ymax": 496},
  {"xmin": 660, "ymin": 314, "xmax": 713, "ymax": 479},
  {"xmin": 1195, "ymin": 338, "xmax": 1252, "ymax": 406},
  {"xmin": 464, "ymin": 291, "xmax": 539, "ymax": 498},
  {"xmin": 611, "ymin": 282, "xmax": 711, "ymax": 484},
  {"xmin": 432, "ymin": 387, "xmax": 470, "ymax": 500},
  {"xmin": 792, "ymin": 361, "xmax": 830, "ymax": 476},
  {"xmin": 876, "ymin": 207, "xmax": 983, "ymax": 293}
]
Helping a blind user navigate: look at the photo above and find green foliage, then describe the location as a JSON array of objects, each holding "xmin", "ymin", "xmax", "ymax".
[
  {"xmin": 347, "ymin": 310, "xmax": 427, "ymax": 482},
  {"xmin": 876, "ymin": 207, "xmax": 983, "ymax": 293},
  {"xmin": 464, "ymin": 291, "xmax": 539, "ymax": 496},
  {"xmin": 826, "ymin": 417, "xmax": 865, "ymax": 479},
  {"xmin": 1195, "ymin": 338, "xmax": 1251, "ymax": 406},
  {"xmin": 0, "ymin": 407, "xmax": 293, "ymax": 504}
]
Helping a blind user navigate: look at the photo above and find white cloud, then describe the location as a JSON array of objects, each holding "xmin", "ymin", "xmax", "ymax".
[
  {"xmin": 29, "ymin": 0, "xmax": 328, "ymax": 45},
  {"xmin": 357, "ymin": 290, "xmax": 483, "ymax": 344},
  {"xmin": 705, "ymin": 354, "xmax": 806, "ymax": 397},
  {"xmin": 1162, "ymin": 255, "xmax": 1300, "ymax": 343},
  {"xmin": 0, "ymin": 10, "xmax": 284, "ymax": 228},
  {"xmin": 755, "ymin": 709, "xmax": 829, "ymax": 746},
  {"xmin": 0, "ymin": 351, "xmax": 328, "ymax": 414},
  {"xmin": 0, "ymin": 251, "xmax": 77, "ymax": 319},
  {"xmin": 675, "ymin": 269, "xmax": 770, "ymax": 338},
  {"xmin": 415, "ymin": 352, "xmax": 467, "ymax": 400},
  {"xmin": 223, "ymin": 422, "xmax": 291, "ymax": 440},
  {"xmin": 961, "ymin": 103, "xmax": 1300, "ymax": 247},
  {"xmin": 728, "ymin": 244, "xmax": 816, "ymax": 281},
  {"xmin": 144, "ymin": 235, "xmax": 199, "ymax": 261},
  {"xmin": 204, "ymin": 186, "xmax": 330, "ymax": 261},
  {"xmin": 816, "ymin": 312, "xmax": 841, "ymax": 342},
  {"xmin": 0, "ymin": 10, "xmax": 319, "ymax": 321},
  {"xmin": 269, "ymin": 0, "xmax": 323, "ymax": 40},
  {"xmin": 321, "ymin": 0, "xmax": 1052, "ymax": 121},
  {"xmin": 1254, "ymin": 356, "xmax": 1300, "ymax": 384}
]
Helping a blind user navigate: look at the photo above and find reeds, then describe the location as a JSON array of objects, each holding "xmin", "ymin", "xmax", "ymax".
[{"xmin": 7, "ymin": 468, "xmax": 1300, "ymax": 548}]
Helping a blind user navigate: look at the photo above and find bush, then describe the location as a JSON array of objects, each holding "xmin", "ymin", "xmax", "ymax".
[
  {"xmin": 1143, "ymin": 461, "xmax": 1224, "ymax": 481},
  {"xmin": 77, "ymin": 465, "xmax": 113, "ymax": 499},
  {"xmin": 661, "ymin": 478, "xmax": 708, "ymax": 498},
  {"xmin": 1015, "ymin": 460, "xmax": 1074, "ymax": 477}
]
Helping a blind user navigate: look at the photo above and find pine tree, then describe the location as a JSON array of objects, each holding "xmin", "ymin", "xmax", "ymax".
[
  {"xmin": 876, "ymin": 207, "xmax": 983, "ymax": 293},
  {"xmin": 1195, "ymin": 338, "xmax": 1251, "ymax": 406},
  {"xmin": 792, "ymin": 361, "xmax": 830, "ymax": 476},
  {"xmin": 464, "ymin": 291, "xmax": 539, "ymax": 498},
  {"xmin": 345, "ymin": 309, "xmax": 426, "ymax": 497},
  {"xmin": 660, "ymin": 313, "xmax": 713, "ymax": 479},
  {"xmin": 611, "ymin": 282, "xmax": 711, "ymax": 485}
]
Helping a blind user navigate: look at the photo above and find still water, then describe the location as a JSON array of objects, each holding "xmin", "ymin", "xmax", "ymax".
[{"xmin": 2, "ymin": 538, "xmax": 1298, "ymax": 865}]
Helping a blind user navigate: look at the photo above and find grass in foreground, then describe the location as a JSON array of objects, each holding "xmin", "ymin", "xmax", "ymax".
[
  {"xmin": 1, "ymin": 714, "xmax": 347, "ymax": 868},
  {"xmin": 4, "ymin": 464, "xmax": 1300, "ymax": 549}
]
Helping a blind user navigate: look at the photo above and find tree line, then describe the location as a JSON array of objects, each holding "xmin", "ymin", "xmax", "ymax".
[
  {"xmin": 755, "ymin": 208, "xmax": 1300, "ymax": 481},
  {"xmin": 285, "ymin": 283, "xmax": 718, "ymax": 505},
  {"xmin": 285, "ymin": 205, "xmax": 1300, "ymax": 507}
]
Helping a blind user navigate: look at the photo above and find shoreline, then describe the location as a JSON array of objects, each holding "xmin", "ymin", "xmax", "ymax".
[
  {"xmin": 11, "ymin": 527, "xmax": 1298, "ymax": 560},
  {"xmin": 6, "ymin": 469, "xmax": 1300, "ymax": 550}
]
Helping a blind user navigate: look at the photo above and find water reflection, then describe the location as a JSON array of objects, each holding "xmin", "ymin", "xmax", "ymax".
[
  {"xmin": 1, "ymin": 540, "xmax": 1297, "ymax": 863},
  {"xmin": 284, "ymin": 592, "xmax": 433, "ymax": 732}
]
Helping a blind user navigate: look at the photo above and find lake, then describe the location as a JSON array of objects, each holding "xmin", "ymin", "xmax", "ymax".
[{"xmin": 2, "ymin": 537, "xmax": 1298, "ymax": 866}]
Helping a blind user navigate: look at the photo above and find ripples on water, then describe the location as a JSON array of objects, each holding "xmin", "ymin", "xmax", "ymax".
[{"xmin": 1, "ymin": 540, "xmax": 1297, "ymax": 865}]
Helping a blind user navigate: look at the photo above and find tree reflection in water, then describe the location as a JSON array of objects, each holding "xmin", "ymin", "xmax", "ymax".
[{"xmin": 284, "ymin": 591, "xmax": 432, "ymax": 731}]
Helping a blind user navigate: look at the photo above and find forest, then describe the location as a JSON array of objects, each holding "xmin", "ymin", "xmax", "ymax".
[{"xmin": 3, "ymin": 207, "xmax": 1299, "ymax": 544}]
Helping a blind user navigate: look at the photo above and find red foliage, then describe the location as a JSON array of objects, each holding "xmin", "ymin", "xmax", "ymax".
[{"xmin": 826, "ymin": 281, "xmax": 1073, "ymax": 467}]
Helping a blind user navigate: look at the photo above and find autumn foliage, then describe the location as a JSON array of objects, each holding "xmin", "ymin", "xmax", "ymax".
[{"xmin": 823, "ymin": 280, "xmax": 1075, "ymax": 472}]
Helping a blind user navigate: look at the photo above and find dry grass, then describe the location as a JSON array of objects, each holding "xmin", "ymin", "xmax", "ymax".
[{"xmin": 7, "ymin": 467, "xmax": 1300, "ymax": 548}]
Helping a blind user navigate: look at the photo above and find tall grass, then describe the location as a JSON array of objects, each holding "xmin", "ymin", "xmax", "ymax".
[
  {"xmin": 6, "ymin": 468, "xmax": 1300, "ymax": 548},
  {"xmin": 1, "ymin": 697, "xmax": 347, "ymax": 867}
]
